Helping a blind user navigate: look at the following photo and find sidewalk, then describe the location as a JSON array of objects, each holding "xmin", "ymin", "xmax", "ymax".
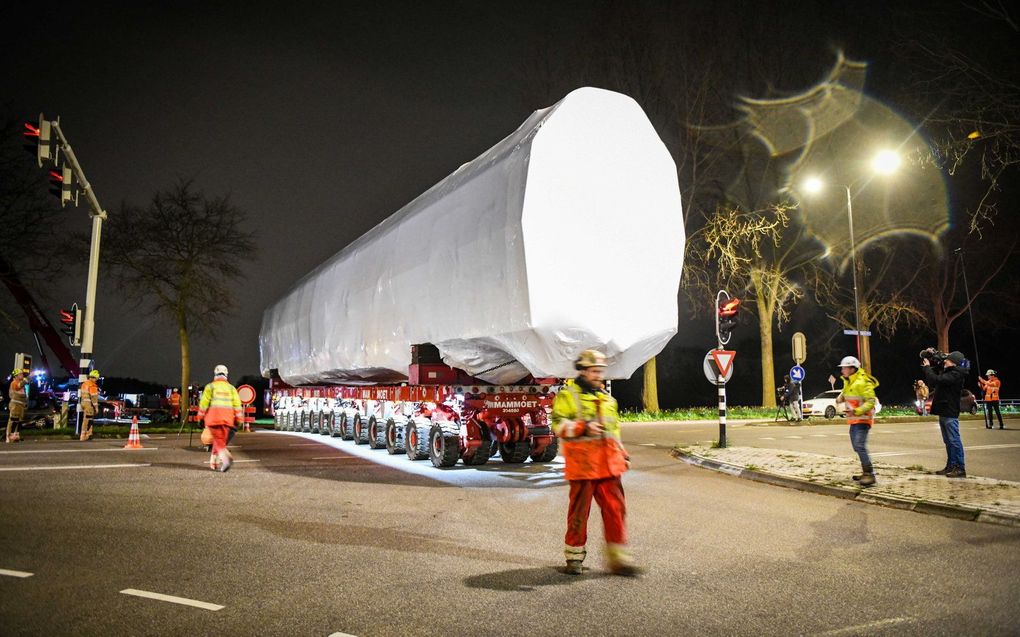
[{"xmin": 672, "ymin": 444, "xmax": 1020, "ymax": 527}]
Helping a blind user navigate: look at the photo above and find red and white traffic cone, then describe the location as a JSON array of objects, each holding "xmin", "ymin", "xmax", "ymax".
[{"xmin": 124, "ymin": 416, "xmax": 144, "ymax": 449}]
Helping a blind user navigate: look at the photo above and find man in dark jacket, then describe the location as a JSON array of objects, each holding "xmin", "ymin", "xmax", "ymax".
[{"xmin": 922, "ymin": 351, "xmax": 968, "ymax": 478}]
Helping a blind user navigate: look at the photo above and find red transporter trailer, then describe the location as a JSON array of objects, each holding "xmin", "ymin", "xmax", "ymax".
[{"xmin": 269, "ymin": 345, "xmax": 559, "ymax": 468}]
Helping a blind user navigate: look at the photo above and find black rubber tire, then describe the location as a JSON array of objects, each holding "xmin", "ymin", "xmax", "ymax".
[
  {"xmin": 319, "ymin": 412, "xmax": 330, "ymax": 435},
  {"xmin": 385, "ymin": 419, "xmax": 405, "ymax": 454},
  {"xmin": 530, "ymin": 436, "xmax": 559, "ymax": 462},
  {"xmin": 310, "ymin": 412, "xmax": 320, "ymax": 434},
  {"xmin": 463, "ymin": 439, "xmax": 492, "ymax": 466},
  {"xmin": 339, "ymin": 413, "xmax": 354, "ymax": 440},
  {"xmin": 429, "ymin": 424, "xmax": 460, "ymax": 468},
  {"xmin": 328, "ymin": 412, "xmax": 341, "ymax": 437},
  {"xmin": 300, "ymin": 411, "xmax": 310, "ymax": 432},
  {"xmin": 352, "ymin": 415, "xmax": 367, "ymax": 444},
  {"xmin": 368, "ymin": 416, "xmax": 386, "ymax": 449},
  {"xmin": 824, "ymin": 406, "xmax": 836, "ymax": 419},
  {"xmin": 499, "ymin": 440, "xmax": 531, "ymax": 463},
  {"xmin": 405, "ymin": 422, "xmax": 430, "ymax": 461}
]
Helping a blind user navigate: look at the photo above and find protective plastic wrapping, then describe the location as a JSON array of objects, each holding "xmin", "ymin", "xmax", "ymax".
[{"xmin": 260, "ymin": 87, "xmax": 684, "ymax": 386}]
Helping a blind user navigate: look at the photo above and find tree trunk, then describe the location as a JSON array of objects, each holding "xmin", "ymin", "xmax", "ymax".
[
  {"xmin": 642, "ymin": 357, "xmax": 660, "ymax": 413},
  {"xmin": 859, "ymin": 335, "xmax": 872, "ymax": 375},
  {"xmin": 753, "ymin": 277, "xmax": 777, "ymax": 408},
  {"xmin": 178, "ymin": 313, "xmax": 191, "ymax": 425}
]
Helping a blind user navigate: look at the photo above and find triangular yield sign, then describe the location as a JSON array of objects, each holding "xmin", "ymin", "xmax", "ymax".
[{"xmin": 711, "ymin": 350, "xmax": 735, "ymax": 378}]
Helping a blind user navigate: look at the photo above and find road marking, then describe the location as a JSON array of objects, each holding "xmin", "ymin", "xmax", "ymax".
[
  {"xmin": 810, "ymin": 434, "xmax": 828, "ymax": 438},
  {"xmin": 638, "ymin": 443, "xmax": 657, "ymax": 446},
  {"xmin": 197, "ymin": 459, "xmax": 260, "ymax": 465},
  {"xmin": 0, "ymin": 448, "xmax": 157, "ymax": 455},
  {"xmin": 0, "ymin": 568, "xmax": 34, "ymax": 578},
  {"xmin": 760, "ymin": 437, "xmax": 776, "ymax": 440},
  {"xmin": 0, "ymin": 463, "xmax": 151, "ymax": 472},
  {"xmin": 785, "ymin": 435, "xmax": 803, "ymax": 439},
  {"xmin": 962, "ymin": 443, "xmax": 1020, "ymax": 451},
  {"xmin": 120, "ymin": 588, "xmax": 223, "ymax": 611},
  {"xmin": 328, "ymin": 632, "xmax": 358, "ymax": 637},
  {"xmin": 814, "ymin": 616, "xmax": 913, "ymax": 636}
]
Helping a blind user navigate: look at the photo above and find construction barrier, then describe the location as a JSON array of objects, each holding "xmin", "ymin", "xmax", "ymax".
[{"xmin": 243, "ymin": 405, "xmax": 255, "ymax": 432}]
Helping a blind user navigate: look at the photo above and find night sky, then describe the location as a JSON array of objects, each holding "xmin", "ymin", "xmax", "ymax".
[{"xmin": 2, "ymin": 2, "xmax": 1017, "ymax": 406}]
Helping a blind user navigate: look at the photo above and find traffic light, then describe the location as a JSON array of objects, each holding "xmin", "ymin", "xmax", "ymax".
[
  {"xmin": 59, "ymin": 304, "xmax": 81, "ymax": 346},
  {"xmin": 22, "ymin": 115, "xmax": 51, "ymax": 167},
  {"xmin": 718, "ymin": 297, "xmax": 740, "ymax": 344},
  {"xmin": 48, "ymin": 166, "xmax": 74, "ymax": 207}
]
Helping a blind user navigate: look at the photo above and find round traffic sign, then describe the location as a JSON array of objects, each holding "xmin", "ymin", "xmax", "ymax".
[
  {"xmin": 704, "ymin": 350, "xmax": 735, "ymax": 384},
  {"xmin": 237, "ymin": 384, "xmax": 257, "ymax": 405},
  {"xmin": 790, "ymin": 365, "xmax": 805, "ymax": 382}
]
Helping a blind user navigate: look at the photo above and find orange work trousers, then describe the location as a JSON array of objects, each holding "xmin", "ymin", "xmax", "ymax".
[{"xmin": 565, "ymin": 476, "xmax": 627, "ymax": 547}]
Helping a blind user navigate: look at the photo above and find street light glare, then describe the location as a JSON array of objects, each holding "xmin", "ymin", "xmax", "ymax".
[
  {"xmin": 803, "ymin": 177, "xmax": 824, "ymax": 194},
  {"xmin": 872, "ymin": 149, "xmax": 901, "ymax": 175}
]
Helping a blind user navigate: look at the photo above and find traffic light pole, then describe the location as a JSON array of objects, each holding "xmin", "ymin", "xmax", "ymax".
[
  {"xmin": 50, "ymin": 120, "xmax": 107, "ymax": 435},
  {"xmin": 715, "ymin": 289, "xmax": 731, "ymax": 448}
]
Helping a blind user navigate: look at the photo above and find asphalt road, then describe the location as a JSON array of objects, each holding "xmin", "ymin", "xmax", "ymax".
[{"xmin": 2, "ymin": 427, "xmax": 1019, "ymax": 636}]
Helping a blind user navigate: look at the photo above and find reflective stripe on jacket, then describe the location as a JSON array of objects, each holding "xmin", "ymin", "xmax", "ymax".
[
  {"xmin": 198, "ymin": 378, "xmax": 242, "ymax": 428},
  {"xmin": 841, "ymin": 369, "xmax": 879, "ymax": 427},
  {"xmin": 80, "ymin": 379, "xmax": 100, "ymax": 416},
  {"xmin": 979, "ymin": 377, "xmax": 1001, "ymax": 402},
  {"xmin": 551, "ymin": 378, "xmax": 628, "ymax": 481}
]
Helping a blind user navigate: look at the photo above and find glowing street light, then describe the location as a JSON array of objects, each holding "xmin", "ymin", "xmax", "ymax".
[{"xmin": 801, "ymin": 149, "xmax": 901, "ymax": 370}]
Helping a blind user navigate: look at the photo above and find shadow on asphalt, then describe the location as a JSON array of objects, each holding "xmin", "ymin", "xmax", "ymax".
[{"xmin": 463, "ymin": 565, "xmax": 609, "ymax": 591}]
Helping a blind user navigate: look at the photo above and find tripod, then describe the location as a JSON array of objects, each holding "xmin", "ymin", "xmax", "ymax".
[{"xmin": 774, "ymin": 399, "xmax": 790, "ymax": 422}]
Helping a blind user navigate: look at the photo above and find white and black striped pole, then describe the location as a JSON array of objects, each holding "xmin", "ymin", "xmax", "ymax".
[
  {"xmin": 714, "ymin": 289, "xmax": 738, "ymax": 449},
  {"xmin": 717, "ymin": 374, "xmax": 727, "ymax": 448}
]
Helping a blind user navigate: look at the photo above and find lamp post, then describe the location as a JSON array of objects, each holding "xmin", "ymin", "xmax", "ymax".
[{"xmin": 802, "ymin": 149, "xmax": 900, "ymax": 372}]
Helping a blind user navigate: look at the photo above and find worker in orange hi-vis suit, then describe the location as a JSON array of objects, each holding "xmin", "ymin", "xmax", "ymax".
[
  {"xmin": 79, "ymin": 370, "xmax": 101, "ymax": 441},
  {"xmin": 169, "ymin": 388, "xmax": 181, "ymax": 421},
  {"xmin": 197, "ymin": 365, "xmax": 243, "ymax": 472},
  {"xmin": 551, "ymin": 349, "xmax": 640, "ymax": 577},
  {"xmin": 978, "ymin": 370, "xmax": 1004, "ymax": 430},
  {"xmin": 6, "ymin": 369, "xmax": 28, "ymax": 443}
]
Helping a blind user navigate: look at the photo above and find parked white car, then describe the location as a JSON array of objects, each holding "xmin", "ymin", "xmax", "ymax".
[{"xmin": 802, "ymin": 389, "xmax": 881, "ymax": 419}]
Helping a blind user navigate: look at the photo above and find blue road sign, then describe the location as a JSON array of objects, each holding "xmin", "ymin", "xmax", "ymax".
[{"xmin": 790, "ymin": 365, "xmax": 805, "ymax": 382}]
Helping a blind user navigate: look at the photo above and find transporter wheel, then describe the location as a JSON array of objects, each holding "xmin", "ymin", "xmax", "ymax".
[
  {"xmin": 352, "ymin": 414, "xmax": 367, "ymax": 444},
  {"xmin": 463, "ymin": 439, "xmax": 492, "ymax": 466},
  {"xmin": 319, "ymin": 412, "xmax": 330, "ymax": 435},
  {"xmin": 429, "ymin": 424, "xmax": 460, "ymax": 468},
  {"xmin": 339, "ymin": 413, "xmax": 354, "ymax": 440},
  {"xmin": 824, "ymin": 406, "xmax": 836, "ymax": 419},
  {"xmin": 499, "ymin": 441, "xmax": 531, "ymax": 464},
  {"xmin": 328, "ymin": 412, "xmax": 341, "ymax": 437},
  {"xmin": 405, "ymin": 422, "xmax": 430, "ymax": 461},
  {"xmin": 530, "ymin": 436, "xmax": 559, "ymax": 463},
  {"xmin": 311, "ymin": 412, "xmax": 321, "ymax": 434},
  {"xmin": 300, "ymin": 411, "xmax": 310, "ymax": 432},
  {"xmin": 385, "ymin": 419, "xmax": 405, "ymax": 454},
  {"xmin": 368, "ymin": 416, "xmax": 386, "ymax": 449}
]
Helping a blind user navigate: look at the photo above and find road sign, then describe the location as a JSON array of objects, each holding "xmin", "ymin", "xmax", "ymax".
[
  {"xmin": 237, "ymin": 384, "xmax": 257, "ymax": 405},
  {"xmin": 790, "ymin": 365, "xmax": 805, "ymax": 382},
  {"xmin": 792, "ymin": 332, "xmax": 806, "ymax": 364},
  {"xmin": 704, "ymin": 350, "xmax": 735, "ymax": 383},
  {"xmin": 843, "ymin": 329, "xmax": 872, "ymax": 336},
  {"xmin": 828, "ymin": 374, "xmax": 837, "ymax": 389}
]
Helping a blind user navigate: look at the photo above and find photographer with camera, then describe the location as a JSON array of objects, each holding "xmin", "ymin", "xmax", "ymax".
[{"xmin": 921, "ymin": 348, "xmax": 968, "ymax": 478}]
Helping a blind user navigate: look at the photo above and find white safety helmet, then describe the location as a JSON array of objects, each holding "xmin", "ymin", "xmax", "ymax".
[
  {"xmin": 986, "ymin": 369, "xmax": 997, "ymax": 376},
  {"xmin": 214, "ymin": 364, "xmax": 229, "ymax": 377},
  {"xmin": 838, "ymin": 356, "xmax": 861, "ymax": 369}
]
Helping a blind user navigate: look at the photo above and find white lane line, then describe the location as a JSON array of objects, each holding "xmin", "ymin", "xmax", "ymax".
[
  {"xmin": 785, "ymin": 435, "xmax": 804, "ymax": 439},
  {"xmin": 328, "ymin": 632, "xmax": 358, "ymax": 637},
  {"xmin": 759, "ymin": 437, "xmax": 776, "ymax": 440},
  {"xmin": 120, "ymin": 588, "xmax": 223, "ymax": 611},
  {"xmin": 196, "ymin": 459, "xmax": 260, "ymax": 465},
  {"xmin": 0, "ymin": 463, "xmax": 151, "ymax": 472},
  {"xmin": 0, "ymin": 448, "xmax": 157, "ymax": 455},
  {"xmin": 638, "ymin": 443, "xmax": 657, "ymax": 446},
  {"xmin": 963, "ymin": 443, "xmax": 1020, "ymax": 451},
  {"xmin": 810, "ymin": 434, "xmax": 828, "ymax": 438},
  {"xmin": 814, "ymin": 616, "xmax": 913, "ymax": 636},
  {"xmin": 0, "ymin": 568, "xmax": 34, "ymax": 578}
]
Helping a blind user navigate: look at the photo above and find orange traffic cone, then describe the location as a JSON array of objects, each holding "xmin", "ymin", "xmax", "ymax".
[{"xmin": 124, "ymin": 416, "xmax": 144, "ymax": 449}]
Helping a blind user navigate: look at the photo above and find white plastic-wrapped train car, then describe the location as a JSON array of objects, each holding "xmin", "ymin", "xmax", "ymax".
[{"xmin": 260, "ymin": 86, "xmax": 684, "ymax": 387}]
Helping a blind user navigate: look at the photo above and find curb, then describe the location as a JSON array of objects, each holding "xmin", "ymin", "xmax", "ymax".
[{"xmin": 672, "ymin": 448, "xmax": 1020, "ymax": 527}]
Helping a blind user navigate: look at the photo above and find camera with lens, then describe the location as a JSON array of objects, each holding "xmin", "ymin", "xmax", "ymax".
[{"xmin": 919, "ymin": 347, "xmax": 948, "ymax": 368}]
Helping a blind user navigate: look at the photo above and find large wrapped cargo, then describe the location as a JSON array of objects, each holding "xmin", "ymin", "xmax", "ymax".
[{"xmin": 260, "ymin": 87, "xmax": 684, "ymax": 386}]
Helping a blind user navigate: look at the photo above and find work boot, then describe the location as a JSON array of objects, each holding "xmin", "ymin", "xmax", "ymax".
[
  {"xmin": 605, "ymin": 544, "xmax": 642, "ymax": 577},
  {"xmin": 564, "ymin": 560, "xmax": 583, "ymax": 575},
  {"xmin": 857, "ymin": 472, "xmax": 876, "ymax": 487},
  {"xmin": 934, "ymin": 465, "xmax": 951, "ymax": 475},
  {"xmin": 946, "ymin": 466, "xmax": 967, "ymax": 478}
]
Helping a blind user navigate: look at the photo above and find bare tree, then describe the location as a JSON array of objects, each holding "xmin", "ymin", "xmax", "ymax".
[{"xmin": 101, "ymin": 179, "xmax": 256, "ymax": 419}]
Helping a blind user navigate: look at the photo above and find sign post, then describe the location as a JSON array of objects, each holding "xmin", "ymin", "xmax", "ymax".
[{"xmin": 712, "ymin": 289, "xmax": 738, "ymax": 448}]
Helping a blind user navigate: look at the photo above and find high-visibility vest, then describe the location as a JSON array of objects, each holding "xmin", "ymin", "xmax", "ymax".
[
  {"xmin": 551, "ymin": 378, "xmax": 628, "ymax": 481},
  {"xmin": 841, "ymin": 369, "xmax": 879, "ymax": 426},
  {"xmin": 198, "ymin": 378, "xmax": 242, "ymax": 428},
  {"xmin": 8, "ymin": 378, "xmax": 27, "ymax": 407},
  {"xmin": 980, "ymin": 377, "xmax": 1001, "ymax": 402},
  {"xmin": 80, "ymin": 379, "xmax": 100, "ymax": 415}
]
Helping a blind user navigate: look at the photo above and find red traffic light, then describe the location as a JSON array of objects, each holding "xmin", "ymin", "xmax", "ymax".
[
  {"xmin": 49, "ymin": 169, "xmax": 64, "ymax": 183},
  {"xmin": 719, "ymin": 298, "xmax": 740, "ymax": 317},
  {"xmin": 23, "ymin": 122, "xmax": 41, "ymax": 138},
  {"xmin": 59, "ymin": 309, "xmax": 75, "ymax": 324}
]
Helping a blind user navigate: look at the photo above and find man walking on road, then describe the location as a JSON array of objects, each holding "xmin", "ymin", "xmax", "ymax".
[
  {"xmin": 6, "ymin": 369, "xmax": 28, "ymax": 443},
  {"xmin": 551, "ymin": 349, "xmax": 639, "ymax": 577},
  {"xmin": 923, "ymin": 351, "xmax": 969, "ymax": 478},
  {"xmin": 197, "ymin": 364, "xmax": 243, "ymax": 472},
  {"xmin": 837, "ymin": 356, "xmax": 879, "ymax": 486},
  {"xmin": 978, "ymin": 370, "xmax": 1005, "ymax": 430}
]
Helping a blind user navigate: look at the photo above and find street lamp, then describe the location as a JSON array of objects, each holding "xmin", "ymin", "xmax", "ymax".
[{"xmin": 802, "ymin": 149, "xmax": 901, "ymax": 369}]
